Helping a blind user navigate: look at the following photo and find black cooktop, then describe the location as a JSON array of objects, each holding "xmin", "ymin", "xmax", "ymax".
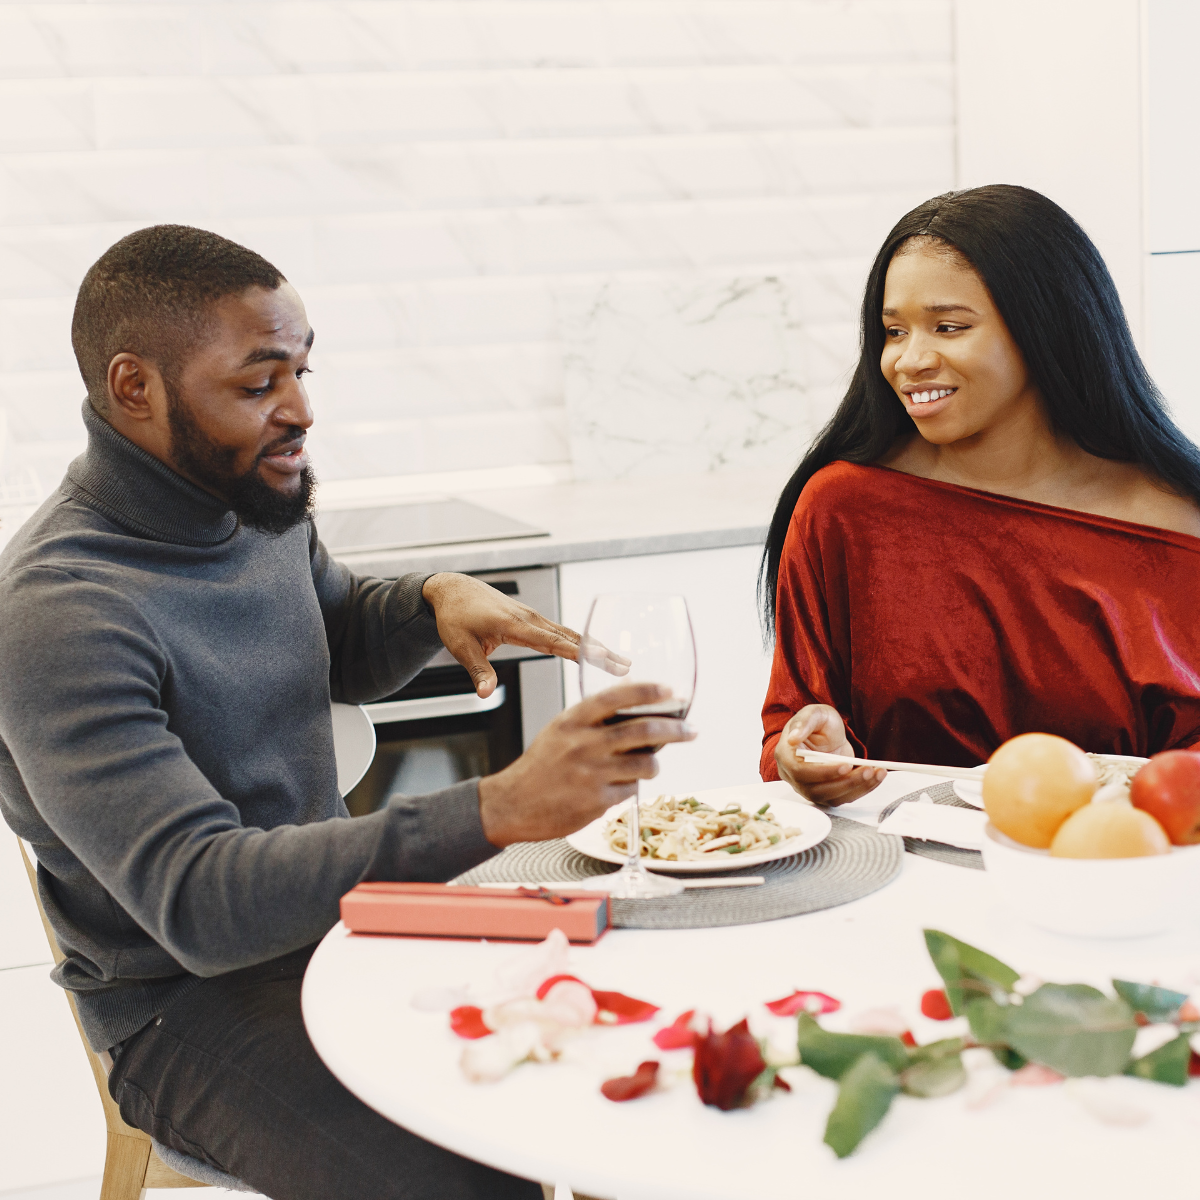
[{"xmin": 315, "ymin": 499, "xmax": 549, "ymax": 556}]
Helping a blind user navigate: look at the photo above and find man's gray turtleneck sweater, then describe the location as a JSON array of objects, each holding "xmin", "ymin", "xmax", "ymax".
[{"xmin": 0, "ymin": 404, "xmax": 499, "ymax": 1050}]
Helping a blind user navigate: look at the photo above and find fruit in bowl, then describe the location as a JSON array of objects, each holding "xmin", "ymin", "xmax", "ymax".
[
  {"xmin": 1129, "ymin": 751, "xmax": 1200, "ymax": 845},
  {"xmin": 978, "ymin": 737, "xmax": 1200, "ymax": 935},
  {"xmin": 981, "ymin": 734, "xmax": 1189, "ymax": 857},
  {"xmin": 1049, "ymin": 793, "xmax": 1170, "ymax": 858},
  {"xmin": 982, "ymin": 733, "xmax": 1098, "ymax": 848}
]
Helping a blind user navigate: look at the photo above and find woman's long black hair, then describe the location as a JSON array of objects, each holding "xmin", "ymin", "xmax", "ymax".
[{"xmin": 759, "ymin": 184, "xmax": 1200, "ymax": 631}]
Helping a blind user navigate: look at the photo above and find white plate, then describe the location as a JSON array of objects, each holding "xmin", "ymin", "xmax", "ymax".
[
  {"xmin": 564, "ymin": 782, "xmax": 832, "ymax": 873},
  {"xmin": 952, "ymin": 753, "xmax": 1150, "ymax": 807},
  {"xmin": 952, "ymin": 765, "xmax": 988, "ymax": 807},
  {"xmin": 330, "ymin": 702, "xmax": 376, "ymax": 795}
]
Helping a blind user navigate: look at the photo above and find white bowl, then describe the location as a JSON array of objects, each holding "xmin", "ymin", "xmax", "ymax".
[{"xmin": 981, "ymin": 822, "xmax": 1200, "ymax": 938}]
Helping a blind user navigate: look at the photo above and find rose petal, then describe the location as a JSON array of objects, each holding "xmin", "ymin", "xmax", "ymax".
[
  {"xmin": 764, "ymin": 989, "xmax": 841, "ymax": 1017},
  {"xmin": 1010, "ymin": 1063, "xmax": 1065, "ymax": 1087},
  {"xmin": 483, "ymin": 997, "xmax": 546, "ymax": 1030},
  {"xmin": 535, "ymin": 973, "xmax": 586, "ymax": 1001},
  {"xmin": 535, "ymin": 974, "xmax": 658, "ymax": 1025},
  {"xmin": 653, "ymin": 1009, "xmax": 699, "ymax": 1050},
  {"xmin": 1189, "ymin": 1050, "xmax": 1200, "ymax": 1077},
  {"xmin": 900, "ymin": 1031, "xmax": 917, "ymax": 1047},
  {"xmin": 920, "ymin": 988, "xmax": 954, "ymax": 1021},
  {"xmin": 460, "ymin": 1022, "xmax": 543, "ymax": 1083},
  {"xmin": 772, "ymin": 1073, "xmax": 792, "ymax": 1092},
  {"xmin": 1179, "ymin": 1000, "xmax": 1200, "ymax": 1023},
  {"xmin": 848, "ymin": 1005, "xmax": 910, "ymax": 1037},
  {"xmin": 450, "ymin": 1006, "xmax": 492, "ymax": 1039},
  {"xmin": 601, "ymin": 1060, "xmax": 660, "ymax": 1102},
  {"xmin": 493, "ymin": 929, "xmax": 571, "ymax": 1003},
  {"xmin": 590, "ymin": 988, "xmax": 660, "ymax": 1025},
  {"xmin": 540, "ymin": 980, "xmax": 598, "ymax": 1028}
]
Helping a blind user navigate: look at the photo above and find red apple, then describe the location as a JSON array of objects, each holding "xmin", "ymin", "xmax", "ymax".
[{"xmin": 1130, "ymin": 751, "xmax": 1200, "ymax": 845}]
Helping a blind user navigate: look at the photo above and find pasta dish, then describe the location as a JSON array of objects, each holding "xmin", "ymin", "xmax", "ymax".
[{"xmin": 604, "ymin": 795, "xmax": 803, "ymax": 862}]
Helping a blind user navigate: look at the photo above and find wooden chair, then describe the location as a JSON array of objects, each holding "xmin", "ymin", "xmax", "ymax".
[
  {"xmin": 17, "ymin": 707, "xmax": 600, "ymax": 1200},
  {"xmin": 18, "ymin": 839, "xmax": 252, "ymax": 1198}
]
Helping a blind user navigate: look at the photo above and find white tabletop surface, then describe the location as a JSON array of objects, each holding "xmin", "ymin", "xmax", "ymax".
[{"xmin": 302, "ymin": 774, "xmax": 1200, "ymax": 1200}]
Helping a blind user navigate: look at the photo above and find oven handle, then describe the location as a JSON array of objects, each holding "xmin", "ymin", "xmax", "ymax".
[{"xmin": 362, "ymin": 684, "xmax": 506, "ymax": 725}]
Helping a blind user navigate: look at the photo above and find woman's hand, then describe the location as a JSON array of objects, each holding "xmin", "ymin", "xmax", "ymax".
[
  {"xmin": 422, "ymin": 572, "xmax": 580, "ymax": 697},
  {"xmin": 775, "ymin": 704, "xmax": 886, "ymax": 807}
]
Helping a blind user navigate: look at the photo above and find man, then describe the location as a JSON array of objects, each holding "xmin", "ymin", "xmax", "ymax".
[{"xmin": 0, "ymin": 226, "xmax": 692, "ymax": 1200}]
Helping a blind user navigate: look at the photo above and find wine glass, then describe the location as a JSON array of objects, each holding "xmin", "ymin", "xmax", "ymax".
[{"xmin": 579, "ymin": 593, "xmax": 696, "ymax": 899}]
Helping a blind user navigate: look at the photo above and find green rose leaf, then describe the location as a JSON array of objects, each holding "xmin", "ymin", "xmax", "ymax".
[
  {"xmin": 924, "ymin": 929, "xmax": 1020, "ymax": 1015},
  {"xmin": 963, "ymin": 997, "xmax": 1026, "ymax": 1069},
  {"xmin": 796, "ymin": 1012, "xmax": 909, "ymax": 1080},
  {"xmin": 823, "ymin": 1053, "xmax": 900, "ymax": 1159},
  {"xmin": 1112, "ymin": 980, "xmax": 1189, "ymax": 1024},
  {"xmin": 1005, "ymin": 983, "xmax": 1136, "ymax": 1077},
  {"xmin": 1124, "ymin": 1033, "xmax": 1193, "ymax": 1087},
  {"xmin": 907, "ymin": 1036, "xmax": 967, "ymax": 1064},
  {"xmin": 901, "ymin": 1053, "xmax": 967, "ymax": 1098}
]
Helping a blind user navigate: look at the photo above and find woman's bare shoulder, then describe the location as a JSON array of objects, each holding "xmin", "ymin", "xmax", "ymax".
[{"xmin": 1104, "ymin": 464, "xmax": 1200, "ymax": 538}]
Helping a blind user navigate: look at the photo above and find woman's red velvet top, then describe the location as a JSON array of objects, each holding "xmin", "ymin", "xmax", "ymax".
[{"xmin": 761, "ymin": 462, "xmax": 1200, "ymax": 777}]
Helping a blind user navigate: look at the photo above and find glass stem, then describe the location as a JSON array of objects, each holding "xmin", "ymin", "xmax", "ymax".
[{"xmin": 626, "ymin": 780, "xmax": 643, "ymax": 872}]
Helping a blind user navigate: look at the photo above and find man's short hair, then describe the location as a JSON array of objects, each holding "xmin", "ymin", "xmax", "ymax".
[{"xmin": 72, "ymin": 225, "xmax": 285, "ymax": 413}]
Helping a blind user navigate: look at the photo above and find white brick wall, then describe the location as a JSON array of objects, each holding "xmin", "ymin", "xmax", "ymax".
[{"xmin": 0, "ymin": 0, "xmax": 954, "ymax": 517}]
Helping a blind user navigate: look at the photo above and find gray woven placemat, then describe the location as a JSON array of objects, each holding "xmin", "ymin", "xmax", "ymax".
[
  {"xmin": 878, "ymin": 781, "xmax": 984, "ymax": 870},
  {"xmin": 453, "ymin": 815, "xmax": 903, "ymax": 929}
]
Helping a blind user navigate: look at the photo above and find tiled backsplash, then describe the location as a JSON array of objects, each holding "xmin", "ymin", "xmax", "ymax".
[{"xmin": 0, "ymin": 1, "xmax": 955, "ymax": 528}]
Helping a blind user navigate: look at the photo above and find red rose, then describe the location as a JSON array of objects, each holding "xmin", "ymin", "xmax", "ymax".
[{"xmin": 692, "ymin": 1018, "xmax": 766, "ymax": 1111}]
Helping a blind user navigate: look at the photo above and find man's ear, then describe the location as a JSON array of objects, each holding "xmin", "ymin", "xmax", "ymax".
[{"xmin": 107, "ymin": 353, "xmax": 165, "ymax": 422}]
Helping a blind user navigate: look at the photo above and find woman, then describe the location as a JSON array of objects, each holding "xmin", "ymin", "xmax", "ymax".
[{"xmin": 760, "ymin": 185, "xmax": 1200, "ymax": 807}]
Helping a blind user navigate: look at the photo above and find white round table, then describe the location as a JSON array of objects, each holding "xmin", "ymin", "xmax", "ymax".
[{"xmin": 302, "ymin": 776, "xmax": 1200, "ymax": 1200}]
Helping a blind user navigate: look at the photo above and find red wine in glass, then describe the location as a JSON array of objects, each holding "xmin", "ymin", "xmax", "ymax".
[{"xmin": 579, "ymin": 594, "xmax": 696, "ymax": 899}]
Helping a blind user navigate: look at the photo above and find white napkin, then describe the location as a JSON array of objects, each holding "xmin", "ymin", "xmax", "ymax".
[{"xmin": 876, "ymin": 796, "xmax": 987, "ymax": 850}]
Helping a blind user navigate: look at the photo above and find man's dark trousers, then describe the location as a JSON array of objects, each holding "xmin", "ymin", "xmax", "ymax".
[{"xmin": 107, "ymin": 945, "xmax": 542, "ymax": 1200}]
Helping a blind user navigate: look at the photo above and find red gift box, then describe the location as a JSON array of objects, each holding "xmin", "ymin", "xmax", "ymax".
[{"xmin": 340, "ymin": 882, "xmax": 609, "ymax": 944}]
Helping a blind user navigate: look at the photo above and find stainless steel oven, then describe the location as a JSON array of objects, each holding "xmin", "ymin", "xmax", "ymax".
[{"xmin": 343, "ymin": 566, "xmax": 564, "ymax": 816}]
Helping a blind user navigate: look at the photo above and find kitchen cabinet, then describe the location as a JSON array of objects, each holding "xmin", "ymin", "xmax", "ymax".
[{"xmin": 559, "ymin": 543, "xmax": 774, "ymax": 797}]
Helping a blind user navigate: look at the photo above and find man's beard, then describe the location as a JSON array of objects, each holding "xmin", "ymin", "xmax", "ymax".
[{"xmin": 166, "ymin": 386, "xmax": 316, "ymax": 535}]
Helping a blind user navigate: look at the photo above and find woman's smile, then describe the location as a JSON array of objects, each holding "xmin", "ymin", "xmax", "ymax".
[{"xmin": 901, "ymin": 384, "xmax": 958, "ymax": 414}]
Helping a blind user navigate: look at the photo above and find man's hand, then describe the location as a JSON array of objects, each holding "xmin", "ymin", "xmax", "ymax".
[
  {"xmin": 422, "ymin": 572, "xmax": 580, "ymax": 697},
  {"xmin": 775, "ymin": 704, "xmax": 885, "ymax": 807},
  {"xmin": 477, "ymin": 682, "xmax": 696, "ymax": 847}
]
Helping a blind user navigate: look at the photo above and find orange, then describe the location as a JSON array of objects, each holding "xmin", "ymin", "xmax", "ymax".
[
  {"xmin": 983, "ymin": 733, "xmax": 1096, "ymax": 848},
  {"xmin": 1049, "ymin": 801, "xmax": 1171, "ymax": 859}
]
